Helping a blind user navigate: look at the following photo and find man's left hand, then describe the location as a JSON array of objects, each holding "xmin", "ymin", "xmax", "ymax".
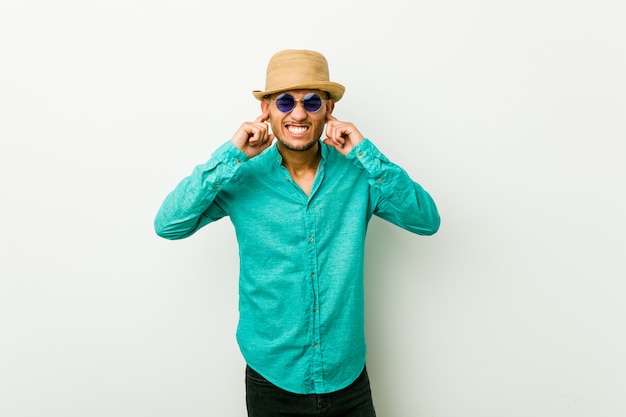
[{"xmin": 323, "ymin": 115, "xmax": 364, "ymax": 156}]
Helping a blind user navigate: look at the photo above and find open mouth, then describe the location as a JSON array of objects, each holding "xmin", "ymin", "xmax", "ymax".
[{"xmin": 286, "ymin": 125, "xmax": 309, "ymax": 136}]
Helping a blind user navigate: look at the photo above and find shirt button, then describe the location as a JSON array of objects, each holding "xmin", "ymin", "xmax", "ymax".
[
  {"xmin": 311, "ymin": 272, "xmax": 315, "ymax": 277},
  {"xmin": 378, "ymin": 178, "xmax": 383, "ymax": 183},
  {"xmin": 358, "ymin": 152, "xmax": 363, "ymax": 157},
  {"xmin": 313, "ymin": 343, "xmax": 318, "ymax": 348},
  {"xmin": 309, "ymin": 237, "xmax": 314, "ymax": 243},
  {"xmin": 215, "ymin": 184, "xmax": 221, "ymax": 189}
]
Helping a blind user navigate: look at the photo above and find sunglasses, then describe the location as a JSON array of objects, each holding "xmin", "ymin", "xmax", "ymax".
[{"xmin": 272, "ymin": 93, "xmax": 325, "ymax": 113}]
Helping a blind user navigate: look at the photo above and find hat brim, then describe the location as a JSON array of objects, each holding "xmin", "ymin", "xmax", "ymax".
[{"xmin": 252, "ymin": 81, "xmax": 345, "ymax": 102}]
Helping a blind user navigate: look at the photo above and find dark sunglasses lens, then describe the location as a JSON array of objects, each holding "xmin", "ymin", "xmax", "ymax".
[
  {"xmin": 275, "ymin": 94, "xmax": 295, "ymax": 113},
  {"xmin": 303, "ymin": 94, "xmax": 323, "ymax": 112}
]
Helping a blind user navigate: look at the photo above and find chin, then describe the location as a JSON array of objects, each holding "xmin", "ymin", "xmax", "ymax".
[{"xmin": 278, "ymin": 137, "xmax": 319, "ymax": 152}]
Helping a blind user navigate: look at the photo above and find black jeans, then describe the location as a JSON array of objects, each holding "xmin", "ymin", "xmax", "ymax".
[{"xmin": 245, "ymin": 365, "xmax": 377, "ymax": 417}]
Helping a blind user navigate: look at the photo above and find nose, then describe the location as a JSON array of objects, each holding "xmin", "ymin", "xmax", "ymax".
[{"xmin": 289, "ymin": 100, "xmax": 308, "ymax": 120}]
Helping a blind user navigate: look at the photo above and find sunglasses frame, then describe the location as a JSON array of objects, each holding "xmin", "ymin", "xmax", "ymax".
[{"xmin": 271, "ymin": 93, "xmax": 327, "ymax": 114}]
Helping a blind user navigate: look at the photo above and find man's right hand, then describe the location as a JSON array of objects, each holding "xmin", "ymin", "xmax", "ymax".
[{"xmin": 231, "ymin": 112, "xmax": 275, "ymax": 159}]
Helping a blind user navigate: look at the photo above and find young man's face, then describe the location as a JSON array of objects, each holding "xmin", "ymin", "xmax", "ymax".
[{"xmin": 262, "ymin": 89, "xmax": 334, "ymax": 153}]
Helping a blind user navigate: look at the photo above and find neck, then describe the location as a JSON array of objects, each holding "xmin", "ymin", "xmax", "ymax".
[{"xmin": 277, "ymin": 141, "xmax": 322, "ymax": 174}]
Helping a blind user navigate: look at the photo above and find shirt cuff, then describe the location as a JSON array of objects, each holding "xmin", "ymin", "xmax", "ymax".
[
  {"xmin": 346, "ymin": 138, "xmax": 390, "ymax": 174},
  {"xmin": 207, "ymin": 140, "xmax": 250, "ymax": 173}
]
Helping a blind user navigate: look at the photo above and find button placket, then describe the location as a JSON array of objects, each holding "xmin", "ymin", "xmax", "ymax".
[{"xmin": 304, "ymin": 201, "xmax": 324, "ymax": 390}]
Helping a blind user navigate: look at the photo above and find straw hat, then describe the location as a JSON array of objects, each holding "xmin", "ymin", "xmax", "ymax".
[{"xmin": 252, "ymin": 49, "xmax": 345, "ymax": 102}]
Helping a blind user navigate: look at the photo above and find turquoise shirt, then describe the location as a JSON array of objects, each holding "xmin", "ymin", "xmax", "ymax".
[{"xmin": 154, "ymin": 138, "xmax": 440, "ymax": 394}]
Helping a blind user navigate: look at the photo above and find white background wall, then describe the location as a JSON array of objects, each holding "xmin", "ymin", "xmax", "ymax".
[{"xmin": 1, "ymin": 1, "xmax": 625, "ymax": 416}]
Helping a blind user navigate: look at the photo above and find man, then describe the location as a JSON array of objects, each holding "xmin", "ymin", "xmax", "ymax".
[{"xmin": 154, "ymin": 49, "xmax": 440, "ymax": 417}]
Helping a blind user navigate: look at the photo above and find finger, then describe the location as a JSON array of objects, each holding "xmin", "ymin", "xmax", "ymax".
[
  {"xmin": 248, "ymin": 126, "xmax": 264, "ymax": 144},
  {"xmin": 325, "ymin": 125, "xmax": 345, "ymax": 146},
  {"xmin": 322, "ymin": 137, "xmax": 335, "ymax": 148},
  {"xmin": 325, "ymin": 119, "xmax": 345, "ymax": 140},
  {"xmin": 254, "ymin": 111, "xmax": 270, "ymax": 124},
  {"xmin": 323, "ymin": 136, "xmax": 342, "ymax": 149},
  {"xmin": 259, "ymin": 133, "xmax": 275, "ymax": 151}
]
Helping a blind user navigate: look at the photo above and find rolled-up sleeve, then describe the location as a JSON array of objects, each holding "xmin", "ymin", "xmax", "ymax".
[
  {"xmin": 346, "ymin": 138, "xmax": 440, "ymax": 235},
  {"xmin": 154, "ymin": 141, "xmax": 248, "ymax": 240}
]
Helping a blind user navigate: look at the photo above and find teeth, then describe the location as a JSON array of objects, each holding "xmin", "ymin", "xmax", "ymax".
[{"xmin": 288, "ymin": 126, "xmax": 307, "ymax": 134}]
